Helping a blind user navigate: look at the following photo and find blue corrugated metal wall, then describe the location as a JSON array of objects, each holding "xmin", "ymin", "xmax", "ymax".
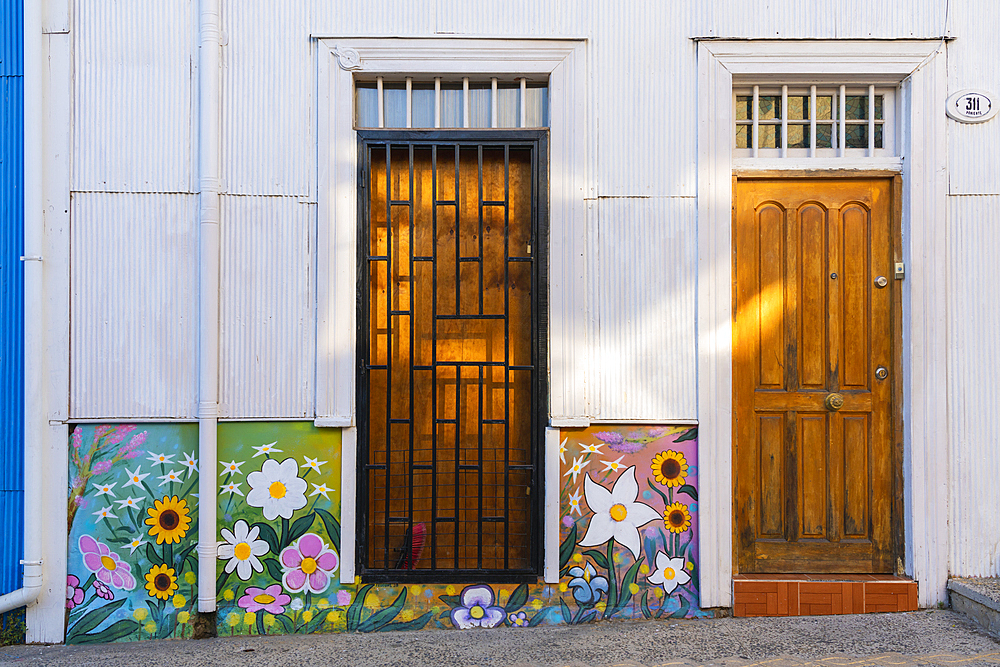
[{"xmin": 0, "ymin": 0, "xmax": 24, "ymax": 600}]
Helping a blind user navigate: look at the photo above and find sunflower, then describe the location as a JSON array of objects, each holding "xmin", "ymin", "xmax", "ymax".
[
  {"xmin": 145, "ymin": 564, "xmax": 178, "ymax": 600},
  {"xmin": 145, "ymin": 495, "xmax": 191, "ymax": 545},
  {"xmin": 651, "ymin": 450, "xmax": 688, "ymax": 488},
  {"xmin": 663, "ymin": 502, "xmax": 692, "ymax": 534}
]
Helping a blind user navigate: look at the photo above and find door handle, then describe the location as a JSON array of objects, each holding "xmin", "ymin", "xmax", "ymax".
[{"xmin": 824, "ymin": 393, "xmax": 845, "ymax": 411}]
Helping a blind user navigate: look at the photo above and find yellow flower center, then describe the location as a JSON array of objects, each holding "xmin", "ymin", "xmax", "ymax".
[
  {"xmin": 253, "ymin": 594, "xmax": 276, "ymax": 605},
  {"xmin": 584, "ymin": 570, "xmax": 591, "ymax": 582},
  {"xmin": 470, "ymin": 605, "xmax": 485, "ymax": 619},
  {"xmin": 234, "ymin": 542, "xmax": 252, "ymax": 561},
  {"xmin": 269, "ymin": 481, "xmax": 286, "ymax": 499},
  {"xmin": 100, "ymin": 555, "xmax": 117, "ymax": 571},
  {"xmin": 609, "ymin": 503, "xmax": 628, "ymax": 522},
  {"xmin": 301, "ymin": 557, "xmax": 318, "ymax": 575},
  {"xmin": 664, "ymin": 567, "xmax": 676, "ymax": 580}
]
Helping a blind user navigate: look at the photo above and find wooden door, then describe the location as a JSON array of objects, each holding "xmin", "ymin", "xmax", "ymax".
[{"xmin": 734, "ymin": 177, "xmax": 898, "ymax": 574}]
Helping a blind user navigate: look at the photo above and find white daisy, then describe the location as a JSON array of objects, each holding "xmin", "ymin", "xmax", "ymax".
[
  {"xmin": 602, "ymin": 455, "xmax": 626, "ymax": 473},
  {"xmin": 559, "ymin": 438, "xmax": 568, "ymax": 464},
  {"xmin": 124, "ymin": 537, "xmax": 146, "ymax": 554},
  {"xmin": 568, "ymin": 488, "xmax": 583, "ymax": 516},
  {"xmin": 647, "ymin": 551, "xmax": 692, "ymax": 595},
  {"xmin": 157, "ymin": 469, "xmax": 184, "ymax": 486},
  {"xmin": 147, "ymin": 452, "xmax": 175, "ymax": 465},
  {"xmin": 309, "ymin": 483, "xmax": 332, "ymax": 500},
  {"xmin": 246, "ymin": 458, "xmax": 307, "ymax": 520},
  {"xmin": 218, "ymin": 519, "xmax": 270, "ymax": 580},
  {"xmin": 122, "ymin": 466, "xmax": 149, "ymax": 489},
  {"xmin": 580, "ymin": 443, "xmax": 604, "ymax": 454},
  {"xmin": 93, "ymin": 481, "xmax": 117, "ymax": 497},
  {"xmin": 181, "ymin": 452, "xmax": 199, "ymax": 477},
  {"xmin": 578, "ymin": 466, "xmax": 661, "ymax": 559},
  {"xmin": 251, "ymin": 441, "xmax": 282, "ymax": 458},
  {"xmin": 563, "ymin": 455, "xmax": 588, "ymax": 483},
  {"xmin": 219, "ymin": 460, "xmax": 246, "ymax": 476},
  {"xmin": 221, "ymin": 481, "xmax": 244, "ymax": 496},
  {"xmin": 301, "ymin": 456, "xmax": 327, "ymax": 474},
  {"xmin": 93, "ymin": 506, "xmax": 117, "ymax": 521},
  {"xmin": 115, "ymin": 496, "xmax": 142, "ymax": 510}
]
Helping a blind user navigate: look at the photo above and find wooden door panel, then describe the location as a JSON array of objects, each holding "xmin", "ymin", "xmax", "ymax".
[{"xmin": 736, "ymin": 178, "xmax": 896, "ymax": 574}]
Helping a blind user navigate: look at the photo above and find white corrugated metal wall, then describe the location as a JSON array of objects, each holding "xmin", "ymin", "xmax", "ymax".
[{"xmin": 68, "ymin": 0, "xmax": 998, "ymax": 575}]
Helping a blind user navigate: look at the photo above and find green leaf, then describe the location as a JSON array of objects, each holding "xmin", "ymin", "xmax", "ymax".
[
  {"xmin": 67, "ymin": 597, "xmax": 128, "ymax": 638},
  {"xmin": 358, "ymin": 588, "xmax": 406, "ymax": 632},
  {"xmin": 346, "ymin": 584, "xmax": 373, "ymax": 632},
  {"xmin": 582, "ymin": 549, "xmax": 610, "ymax": 571},
  {"xmin": 670, "ymin": 594, "xmax": 691, "ymax": 619},
  {"xmin": 558, "ymin": 523, "xmax": 578, "ymax": 570},
  {"xmin": 504, "ymin": 584, "xmax": 529, "ymax": 613},
  {"xmin": 641, "ymin": 591, "xmax": 653, "ymax": 618},
  {"xmin": 216, "ymin": 568, "xmax": 231, "ymax": 596},
  {"xmin": 277, "ymin": 614, "xmax": 294, "ymax": 633},
  {"xmin": 304, "ymin": 609, "xmax": 329, "ymax": 633},
  {"xmin": 264, "ymin": 557, "xmax": 284, "ymax": 583},
  {"xmin": 580, "ymin": 609, "xmax": 598, "ymax": 623},
  {"xmin": 287, "ymin": 513, "xmax": 316, "ymax": 545},
  {"xmin": 176, "ymin": 542, "xmax": 199, "ymax": 569},
  {"xmin": 256, "ymin": 611, "xmax": 267, "ymax": 635},
  {"xmin": 71, "ymin": 619, "xmax": 140, "ymax": 644},
  {"xmin": 677, "ymin": 484, "xmax": 698, "ymax": 501},
  {"xmin": 145, "ymin": 543, "xmax": 162, "ymax": 567},
  {"xmin": 614, "ymin": 557, "xmax": 645, "ymax": 615},
  {"xmin": 437, "ymin": 594, "xmax": 462, "ymax": 608},
  {"xmin": 558, "ymin": 598, "xmax": 572, "ymax": 625},
  {"xmin": 526, "ymin": 607, "xmax": 552, "ymax": 627},
  {"xmin": 378, "ymin": 610, "xmax": 433, "ymax": 632},
  {"xmin": 674, "ymin": 427, "xmax": 698, "ymax": 442},
  {"xmin": 646, "ymin": 478, "xmax": 670, "ymax": 505},
  {"xmin": 254, "ymin": 522, "xmax": 280, "ymax": 555},
  {"xmin": 314, "ymin": 507, "xmax": 341, "ymax": 553}
]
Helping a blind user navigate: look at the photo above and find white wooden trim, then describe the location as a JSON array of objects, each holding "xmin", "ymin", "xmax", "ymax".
[
  {"xmin": 339, "ymin": 426, "xmax": 357, "ymax": 584},
  {"xmin": 697, "ymin": 39, "xmax": 948, "ymax": 609},
  {"xmin": 544, "ymin": 427, "xmax": 561, "ymax": 583}
]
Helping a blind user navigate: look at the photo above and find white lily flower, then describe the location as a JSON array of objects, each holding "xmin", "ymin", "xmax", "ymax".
[
  {"xmin": 602, "ymin": 455, "xmax": 626, "ymax": 472},
  {"xmin": 251, "ymin": 441, "xmax": 282, "ymax": 458},
  {"xmin": 181, "ymin": 451, "xmax": 199, "ymax": 476},
  {"xmin": 157, "ymin": 469, "xmax": 184, "ymax": 486},
  {"xmin": 124, "ymin": 537, "xmax": 146, "ymax": 554},
  {"xmin": 93, "ymin": 482, "xmax": 117, "ymax": 497},
  {"xmin": 647, "ymin": 551, "xmax": 691, "ymax": 595},
  {"xmin": 559, "ymin": 438, "xmax": 568, "ymax": 464},
  {"xmin": 218, "ymin": 519, "xmax": 270, "ymax": 580},
  {"xmin": 580, "ymin": 443, "xmax": 604, "ymax": 454},
  {"xmin": 246, "ymin": 458, "xmax": 307, "ymax": 520},
  {"xmin": 309, "ymin": 483, "xmax": 332, "ymax": 499},
  {"xmin": 301, "ymin": 456, "xmax": 327, "ymax": 474},
  {"xmin": 115, "ymin": 496, "xmax": 142, "ymax": 510},
  {"xmin": 568, "ymin": 488, "xmax": 583, "ymax": 516},
  {"xmin": 221, "ymin": 481, "xmax": 244, "ymax": 496},
  {"xmin": 147, "ymin": 453, "xmax": 174, "ymax": 465},
  {"xmin": 123, "ymin": 466, "xmax": 149, "ymax": 489},
  {"xmin": 578, "ymin": 466, "xmax": 661, "ymax": 559},
  {"xmin": 219, "ymin": 460, "xmax": 246, "ymax": 476},
  {"xmin": 93, "ymin": 506, "xmax": 117, "ymax": 521},
  {"xmin": 563, "ymin": 455, "xmax": 588, "ymax": 483}
]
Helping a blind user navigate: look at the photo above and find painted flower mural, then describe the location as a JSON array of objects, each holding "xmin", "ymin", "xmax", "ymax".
[
  {"xmin": 218, "ymin": 520, "xmax": 270, "ymax": 580},
  {"xmin": 144, "ymin": 564, "xmax": 178, "ymax": 600},
  {"xmin": 280, "ymin": 533, "xmax": 339, "ymax": 594},
  {"xmin": 145, "ymin": 496, "xmax": 191, "ymax": 545},
  {"xmin": 578, "ymin": 466, "xmax": 660, "ymax": 559},
  {"xmin": 567, "ymin": 562, "xmax": 609, "ymax": 605},
  {"xmin": 450, "ymin": 585, "xmax": 506, "ymax": 629},
  {"xmin": 79, "ymin": 535, "xmax": 137, "ymax": 590},
  {"xmin": 648, "ymin": 551, "xmax": 692, "ymax": 595},
  {"xmin": 238, "ymin": 585, "xmax": 290, "ymax": 614},
  {"xmin": 246, "ymin": 457, "xmax": 307, "ymax": 521}
]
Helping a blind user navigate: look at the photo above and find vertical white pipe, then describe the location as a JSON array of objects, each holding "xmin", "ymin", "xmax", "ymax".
[
  {"xmin": 752, "ymin": 85, "xmax": 759, "ymax": 158},
  {"xmin": 376, "ymin": 77, "xmax": 384, "ymax": 128},
  {"xmin": 839, "ymin": 84, "xmax": 847, "ymax": 157},
  {"xmin": 780, "ymin": 84, "xmax": 788, "ymax": 157},
  {"xmin": 520, "ymin": 78, "xmax": 527, "ymax": 128},
  {"xmin": 868, "ymin": 84, "xmax": 876, "ymax": 156},
  {"xmin": 463, "ymin": 77, "xmax": 470, "ymax": 129},
  {"xmin": 434, "ymin": 78, "xmax": 441, "ymax": 129},
  {"xmin": 810, "ymin": 85, "xmax": 817, "ymax": 157},
  {"xmin": 405, "ymin": 77, "xmax": 412, "ymax": 129},
  {"xmin": 197, "ymin": 0, "xmax": 222, "ymax": 615},
  {"xmin": 491, "ymin": 78, "xmax": 498, "ymax": 128}
]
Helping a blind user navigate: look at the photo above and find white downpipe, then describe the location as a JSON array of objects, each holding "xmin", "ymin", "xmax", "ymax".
[
  {"xmin": 0, "ymin": 0, "xmax": 47, "ymax": 617},
  {"xmin": 197, "ymin": 0, "xmax": 222, "ymax": 614}
]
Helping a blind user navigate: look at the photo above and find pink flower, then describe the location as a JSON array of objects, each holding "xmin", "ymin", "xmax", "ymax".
[
  {"xmin": 116, "ymin": 431, "xmax": 146, "ymax": 458},
  {"xmin": 79, "ymin": 535, "xmax": 136, "ymax": 590},
  {"xmin": 238, "ymin": 584, "xmax": 290, "ymax": 614},
  {"xmin": 107, "ymin": 425, "xmax": 135, "ymax": 446},
  {"xmin": 279, "ymin": 533, "xmax": 339, "ymax": 594},
  {"xmin": 94, "ymin": 425, "xmax": 113, "ymax": 440},
  {"xmin": 91, "ymin": 460, "xmax": 113, "ymax": 475},
  {"xmin": 336, "ymin": 589, "xmax": 352, "ymax": 606},
  {"xmin": 66, "ymin": 575, "xmax": 85, "ymax": 610},
  {"xmin": 93, "ymin": 580, "xmax": 114, "ymax": 600},
  {"xmin": 72, "ymin": 427, "xmax": 83, "ymax": 449}
]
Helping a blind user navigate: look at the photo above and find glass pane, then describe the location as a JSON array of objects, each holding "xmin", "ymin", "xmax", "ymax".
[
  {"xmin": 356, "ymin": 82, "xmax": 378, "ymax": 127},
  {"xmin": 845, "ymin": 124, "xmax": 868, "ymax": 148},
  {"xmin": 496, "ymin": 85, "xmax": 519, "ymax": 128},
  {"xmin": 816, "ymin": 95, "xmax": 833, "ymax": 120},
  {"xmin": 469, "ymin": 83, "xmax": 490, "ymax": 128},
  {"xmin": 875, "ymin": 95, "xmax": 884, "ymax": 120},
  {"xmin": 736, "ymin": 95, "xmax": 752, "ymax": 121},
  {"xmin": 440, "ymin": 83, "xmax": 463, "ymax": 128},
  {"xmin": 875, "ymin": 124, "xmax": 883, "ymax": 149},
  {"xmin": 845, "ymin": 95, "xmax": 868, "ymax": 121},
  {"xmin": 787, "ymin": 124, "xmax": 810, "ymax": 149},
  {"xmin": 788, "ymin": 96, "xmax": 810, "ymax": 120},
  {"xmin": 816, "ymin": 123, "xmax": 835, "ymax": 149},
  {"xmin": 524, "ymin": 85, "xmax": 548, "ymax": 127},
  {"xmin": 384, "ymin": 83, "xmax": 406, "ymax": 128},
  {"xmin": 759, "ymin": 124, "xmax": 780, "ymax": 148},
  {"xmin": 759, "ymin": 95, "xmax": 781, "ymax": 120},
  {"xmin": 411, "ymin": 84, "xmax": 434, "ymax": 128},
  {"xmin": 736, "ymin": 124, "xmax": 749, "ymax": 148}
]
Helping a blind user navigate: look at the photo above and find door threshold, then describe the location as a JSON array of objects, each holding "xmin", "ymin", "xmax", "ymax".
[{"xmin": 733, "ymin": 574, "xmax": 918, "ymax": 617}]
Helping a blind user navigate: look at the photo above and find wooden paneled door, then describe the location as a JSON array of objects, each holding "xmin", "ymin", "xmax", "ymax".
[{"xmin": 734, "ymin": 177, "xmax": 900, "ymax": 574}]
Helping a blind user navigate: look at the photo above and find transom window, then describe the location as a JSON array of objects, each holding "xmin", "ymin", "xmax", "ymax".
[{"xmin": 734, "ymin": 85, "xmax": 895, "ymax": 158}]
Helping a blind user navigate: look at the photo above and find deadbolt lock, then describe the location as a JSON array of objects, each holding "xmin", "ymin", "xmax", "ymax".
[
  {"xmin": 876, "ymin": 366, "xmax": 888, "ymax": 380},
  {"xmin": 824, "ymin": 393, "xmax": 845, "ymax": 411}
]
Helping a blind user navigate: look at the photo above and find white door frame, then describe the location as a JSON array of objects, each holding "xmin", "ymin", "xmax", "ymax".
[{"xmin": 696, "ymin": 40, "xmax": 949, "ymax": 609}]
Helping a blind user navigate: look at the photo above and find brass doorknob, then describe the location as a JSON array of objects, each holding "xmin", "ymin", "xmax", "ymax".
[{"xmin": 824, "ymin": 393, "xmax": 845, "ymax": 411}]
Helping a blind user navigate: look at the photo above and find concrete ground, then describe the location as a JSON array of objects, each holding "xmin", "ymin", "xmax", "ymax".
[{"xmin": 2, "ymin": 609, "xmax": 999, "ymax": 667}]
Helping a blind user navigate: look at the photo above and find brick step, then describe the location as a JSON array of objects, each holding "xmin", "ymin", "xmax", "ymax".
[{"xmin": 733, "ymin": 575, "xmax": 918, "ymax": 617}]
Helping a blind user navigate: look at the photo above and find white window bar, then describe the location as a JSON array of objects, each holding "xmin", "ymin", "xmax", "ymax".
[
  {"xmin": 405, "ymin": 77, "xmax": 413, "ymax": 129},
  {"xmin": 780, "ymin": 85, "xmax": 788, "ymax": 158},
  {"xmin": 376, "ymin": 76, "xmax": 385, "ymax": 128},
  {"xmin": 434, "ymin": 78, "xmax": 441, "ymax": 129},
  {"xmin": 491, "ymin": 78, "xmax": 499, "ymax": 129},
  {"xmin": 810, "ymin": 85, "xmax": 817, "ymax": 157},
  {"xmin": 463, "ymin": 77, "xmax": 470, "ymax": 129},
  {"xmin": 520, "ymin": 78, "xmax": 527, "ymax": 128},
  {"xmin": 752, "ymin": 85, "xmax": 760, "ymax": 158},
  {"xmin": 868, "ymin": 84, "xmax": 876, "ymax": 157},
  {"xmin": 839, "ymin": 84, "xmax": 846, "ymax": 158}
]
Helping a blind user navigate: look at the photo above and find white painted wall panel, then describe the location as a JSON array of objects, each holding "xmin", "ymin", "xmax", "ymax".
[
  {"xmin": 72, "ymin": 0, "xmax": 195, "ymax": 193},
  {"xmin": 589, "ymin": 197, "xmax": 697, "ymax": 420},
  {"xmin": 70, "ymin": 193, "xmax": 198, "ymax": 418},
  {"xmin": 219, "ymin": 196, "xmax": 315, "ymax": 418},
  {"xmin": 222, "ymin": 2, "xmax": 313, "ymax": 196},
  {"xmin": 594, "ymin": 1, "xmax": 698, "ymax": 197},
  {"xmin": 948, "ymin": 195, "xmax": 1000, "ymax": 576},
  {"xmin": 947, "ymin": 1, "xmax": 1000, "ymax": 195},
  {"xmin": 312, "ymin": 0, "xmax": 435, "ymax": 35},
  {"xmin": 433, "ymin": 0, "xmax": 587, "ymax": 36}
]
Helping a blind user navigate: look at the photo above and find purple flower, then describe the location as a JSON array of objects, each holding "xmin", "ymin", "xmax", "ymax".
[
  {"xmin": 238, "ymin": 584, "xmax": 290, "ymax": 614},
  {"xmin": 336, "ymin": 589, "xmax": 352, "ymax": 606},
  {"xmin": 594, "ymin": 431, "xmax": 645, "ymax": 454},
  {"xmin": 79, "ymin": 535, "xmax": 136, "ymax": 590},
  {"xmin": 508, "ymin": 611, "xmax": 527, "ymax": 627},
  {"xmin": 93, "ymin": 425, "xmax": 113, "ymax": 441},
  {"xmin": 91, "ymin": 460, "xmax": 113, "ymax": 475},
  {"xmin": 450, "ymin": 585, "xmax": 505, "ymax": 629},
  {"xmin": 72, "ymin": 427, "xmax": 83, "ymax": 449},
  {"xmin": 117, "ymin": 431, "xmax": 146, "ymax": 458},
  {"xmin": 280, "ymin": 533, "xmax": 339, "ymax": 594},
  {"xmin": 66, "ymin": 575, "xmax": 85, "ymax": 610},
  {"xmin": 107, "ymin": 425, "xmax": 136, "ymax": 446},
  {"xmin": 93, "ymin": 580, "xmax": 114, "ymax": 601}
]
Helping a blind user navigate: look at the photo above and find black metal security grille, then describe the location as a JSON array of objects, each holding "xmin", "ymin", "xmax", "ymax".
[{"xmin": 358, "ymin": 131, "xmax": 547, "ymax": 581}]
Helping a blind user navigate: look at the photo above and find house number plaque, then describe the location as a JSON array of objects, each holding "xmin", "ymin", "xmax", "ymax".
[{"xmin": 946, "ymin": 89, "xmax": 998, "ymax": 123}]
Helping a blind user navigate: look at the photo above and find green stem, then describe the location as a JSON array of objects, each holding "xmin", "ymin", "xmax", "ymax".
[
  {"xmin": 604, "ymin": 540, "xmax": 617, "ymax": 620},
  {"xmin": 281, "ymin": 517, "xmax": 290, "ymax": 550}
]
